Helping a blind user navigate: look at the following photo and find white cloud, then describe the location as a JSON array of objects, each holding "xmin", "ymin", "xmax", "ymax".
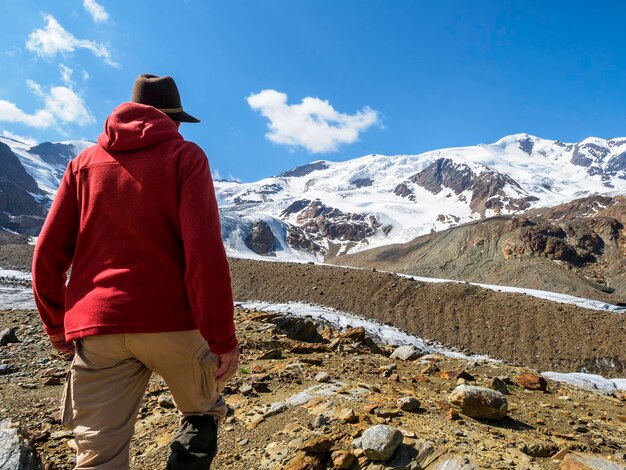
[
  {"xmin": 60, "ymin": 64, "xmax": 74, "ymax": 85},
  {"xmin": 0, "ymin": 80, "xmax": 94, "ymax": 129},
  {"xmin": 83, "ymin": 0, "xmax": 109, "ymax": 23},
  {"xmin": 1, "ymin": 130, "xmax": 38, "ymax": 147},
  {"xmin": 82, "ymin": 70, "xmax": 90, "ymax": 81},
  {"xmin": 247, "ymin": 89, "xmax": 381, "ymax": 153},
  {"xmin": 26, "ymin": 14, "xmax": 119, "ymax": 68}
]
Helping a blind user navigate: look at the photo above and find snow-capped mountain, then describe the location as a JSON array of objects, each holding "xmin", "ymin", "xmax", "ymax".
[
  {"xmin": 1, "ymin": 133, "xmax": 625, "ymax": 259},
  {"xmin": 0, "ymin": 136, "xmax": 92, "ymax": 237},
  {"xmin": 215, "ymin": 134, "xmax": 626, "ymax": 260}
]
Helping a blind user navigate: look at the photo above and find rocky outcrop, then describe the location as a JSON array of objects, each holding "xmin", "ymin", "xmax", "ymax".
[
  {"xmin": 395, "ymin": 158, "xmax": 538, "ymax": 215},
  {"xmin": 282, "ymin": 199, "xmax": 383, "ymax": 247},
  {"xmin": 244, "ymin": 221, "xmax": 277, "ymax": 255}
]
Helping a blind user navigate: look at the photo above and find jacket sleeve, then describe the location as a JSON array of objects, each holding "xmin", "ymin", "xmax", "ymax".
[
  {"xmin": 178, "ymin": 145, "xmax": 237, "ymax": 354},
  {"xmin": 32, "ymin": 162, "xmax": 79, "ymax": 337}
]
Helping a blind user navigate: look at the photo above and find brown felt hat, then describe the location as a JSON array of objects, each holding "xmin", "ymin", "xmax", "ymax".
[{"xmin": 131, "ymin": 74, "xmax": 200, "ymax": 123}]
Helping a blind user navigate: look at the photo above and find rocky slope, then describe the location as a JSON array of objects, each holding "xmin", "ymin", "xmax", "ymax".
[
  {"xmin": 330, "ymin": 196, "xmax": 626, "ymax": 304},
  {"xmin": 1, "ymin": 253, "xmax": 625, "ymax": 376},
  {"xmin": 1, "ymin": 307, "xmax": 625, "ymax": 469}
]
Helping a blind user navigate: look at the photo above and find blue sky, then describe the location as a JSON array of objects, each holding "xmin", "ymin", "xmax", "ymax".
[{"xmin": 1, "ymin": 1, "xmax": 625, "ymax": 182}]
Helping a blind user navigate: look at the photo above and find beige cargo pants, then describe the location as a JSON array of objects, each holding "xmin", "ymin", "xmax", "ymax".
[{"xmin": 61, "ymin": 329, "xmax": 227, "ymax": 469}]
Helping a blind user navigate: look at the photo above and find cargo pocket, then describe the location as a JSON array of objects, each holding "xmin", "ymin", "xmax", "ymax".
[
  {"xmin": 60, "ymin": 368, "xmax": 74, "ymax": 429},
  {"xmin": 197, "ymin": 348, "xmax": 221, "ymax": 399}
]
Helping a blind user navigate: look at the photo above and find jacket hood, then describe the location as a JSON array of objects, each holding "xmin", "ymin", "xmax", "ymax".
[{"xmin": 98, "ymin": 102, "xmax": 182, "ymax": 152}]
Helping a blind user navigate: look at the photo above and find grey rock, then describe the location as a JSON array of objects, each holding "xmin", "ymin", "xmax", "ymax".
[
  {"xmin": 157, "ymin": 394, "xmax": 175, "ymax": 409},
  {"xmin": 314, "ymin": 371, "xmax": 331, "ymax": 383},
  {"xmin": 361, "ymin": 424, "xmax": 403, "ymax": 461},
  {"xmin": 448, "ymin": 385, "xmax": 508, "ymax": 421},
  {"xmin": 263, "ymin": 402, "xmax": 288, "ymax": 418},
  {"xmin": 0, "ymin": 420, "xmax": 41, "ymax": 469},
  {"xmin": 0, "ymin": 327, "xmax": 20, "ymax": 346},
  {"xmin": 428, "ymin": 454, "xmax": 477, "ymax": 469},
  {"xmin": 239, "ymin": 384, "xmax": 254, "ymax": 396},
  {"xmin": 397, "ymin": 397, "xmax": 420, "ymax": 411},
  {"xmin": 312, "ymin": 414, "xmax": 327, "ymax": 428},
  {"xmin": 390, "ymin": 345, "xmax": 424, "ymax": 361},
  {"xmin": 490, "ymin": 377, "xmax": 509, "ymax": 395}
]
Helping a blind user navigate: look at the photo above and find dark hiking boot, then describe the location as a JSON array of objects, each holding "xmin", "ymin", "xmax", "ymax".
[{"xmin": 166, "ymin": 415, "xmax": 218, "ymax": 469}]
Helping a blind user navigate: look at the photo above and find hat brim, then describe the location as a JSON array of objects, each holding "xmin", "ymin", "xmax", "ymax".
[{"xmin": 164, "ymin": 110, "xmax": 200, "ymax": 123}]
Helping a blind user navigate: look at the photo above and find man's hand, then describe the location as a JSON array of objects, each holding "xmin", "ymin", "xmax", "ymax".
[
  {"xmin": 48, "ymin": 333, "xmax": 75, "ymax": 355},
  {"xmin": 214, "ymin": 347, "xmax": 239, "ymax": 382}
]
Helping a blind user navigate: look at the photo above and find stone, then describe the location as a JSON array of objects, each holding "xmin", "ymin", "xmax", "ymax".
[
  {"xmin": 519, "ymin": 442, "xmax": 559, "ymax": 458},
  {"xmin": 384, "ymin": 444, "xmax": 421, "ymax": 469},
  {"xmin": 263, "ymin": 402, "xmax": 288, "ymax": 418},
  {"xmin": 312, "ymin": 415, "xmax": 327, "ymax": 428},
  {"xmin": 337, "ymin": 408, "xmax": 358, "ymax": 423},
  {"xmin": 514, "ymin": 373, "xmax": 548, "ymax": 391},
  {"xmin": 490, "ymin": 377, "xmax": 509, "ymax": 395},
  {"xmin": 360, "ymin": 424, "xmax": 403, "ymax": 461},
  {"xmin": 397, "ymin": 397, "xmax": 420, "ymax": 411},
  {"xmin": 448, "ymin": 385, "xmax": 508, "ymax": 421},
  {"xmin": 315, "ymin": 372, "xmax": 331, "ymax": 383},
  {"xmin": 239, "ymin": 384, "xmax": 254, "ymax": 395},
  {"xmin": 284, "ymin": 453, "xmax": 326, "ymax": 470},
  {"xmin": 0, "ymin": 327, "xmax": 19, "ymax": 346},
  {"xmin": 340, "ymin": 327, "xmax": 366, "ymax": 342},
  {"xmin": 331, "ymin": 450, "xmax": 356, "ymax": 469},
  {"xmin": 43, "ymin": 377, "xmax": 62, "ymax": 386},
  {"xmin": 439, "ymin": 369, "xmax": 475, "ymax": 381},
  {"xmin": 301, "ymin": 435, "xmax": 334, "ymax": 454},
  {"xmin": 559, "ymin": 452, "xmax": 625, "ymax": 469},
  {"xmin": 428, "ymin": 454, "xmax": 477, "ymax": 469},
  {"xmin": 158, "ymin": 394, "xmax": 175, "ymax": 409},
  {"xmin": 0, "ymin": 420, "xmax": 41, "ymax": 469},
  {"xmin": 390, "ymin": 345, "xmax": 424, "ymax": 361},
  {"xmin": 271, "ymin": 316, "xmax": 324, "ymax": 343},
  {"xmin": 257, "ymin": 348, "xmax": 283, "ymax": 360},
  {"xmin": 0, "ymin": 364, "xmax": 12, "ymax": 374}
]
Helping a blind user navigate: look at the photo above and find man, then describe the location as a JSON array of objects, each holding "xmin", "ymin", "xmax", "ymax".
[{"xmin": 32, "ymin": 74, "xmax": 238, "ymax": 469}]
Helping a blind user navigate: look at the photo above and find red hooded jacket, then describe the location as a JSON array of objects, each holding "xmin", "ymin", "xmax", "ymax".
[{"xmin": 32, "ymin": 102, "xmax": 237, "ymax": 354}]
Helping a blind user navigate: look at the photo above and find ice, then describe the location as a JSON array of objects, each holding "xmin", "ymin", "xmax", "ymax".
[
  {"xmin": 238, "ymin": 300, "xmax": 492, "ymax": 361},
  {"xmin": 541, "ymin": 372, "xmax": 626, "ymax": 395}
]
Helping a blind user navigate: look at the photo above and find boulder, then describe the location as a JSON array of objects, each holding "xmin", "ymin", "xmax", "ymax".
[
  {"xmin": 360, "ymin": 425, "xmax": 403, "ymax": 461},
  {"xmin": 448, "ymin": 385, "xmax": 508, "ymax": 421},
  {"xmin": 0, "ymin": 420, "xmax": 41, "ymax": 469},
  {"xmin": 514, "ymin": 373, "xmax": 548, "ymax": 391},
  {"xmin": 490, "ymin": 377, "xmax": 510, "ymax": 395},
  {"xmin": 397, "ymin": 397, "xmax": 420, "ymax": 412},
  {"xmin": 390, "ymin": 345, "xmax": 424, "ymax": 361},
  {"xmin": 0, "ymin": 327, "xmax": 20, "ymax": 346}
]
